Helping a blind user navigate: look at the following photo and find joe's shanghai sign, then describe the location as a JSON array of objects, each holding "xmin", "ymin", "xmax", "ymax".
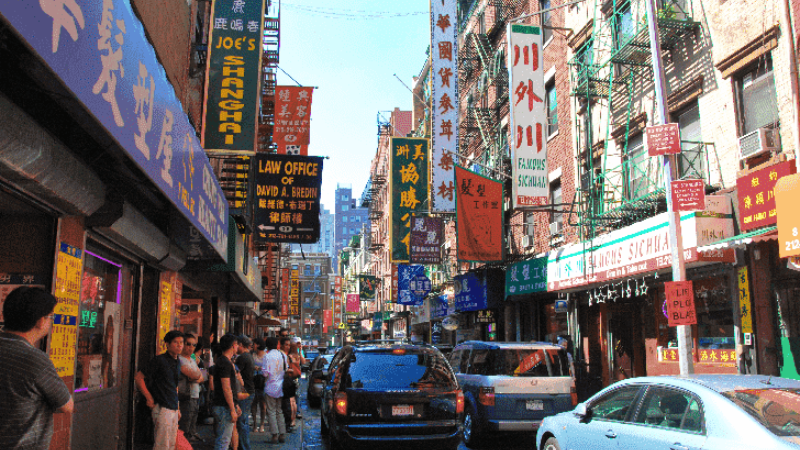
[{"xmin": 254, "ymin": 154, "xmax": 323, "ymax": 243}]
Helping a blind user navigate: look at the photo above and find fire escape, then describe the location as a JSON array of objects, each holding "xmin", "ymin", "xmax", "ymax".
[{"xmin": 568, "ymin": 0, "xmax": 719, "ymax": 239}]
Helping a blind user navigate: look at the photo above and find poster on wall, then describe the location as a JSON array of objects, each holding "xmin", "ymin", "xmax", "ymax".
[
  {"xmin": 508, "ymin": 24, "xmax": 547, "ymax": 208},
  {"xmin": 455, "ymin": 166, "xmax": 503, "ymax": 262},
  {"xmin": 50, "ymin": 243, "xmax": 82, "ymax": 377}
]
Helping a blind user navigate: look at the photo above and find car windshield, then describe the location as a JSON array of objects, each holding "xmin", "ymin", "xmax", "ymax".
[
  {"xmin": 485, "ymin": 348, "xmax": 570, "ymax": 377},
  {"xmin": 306, "ymin": 351, "xmax": 319, "ymax": 360},
  {"xmin": 346, "ymin": 351, "xmax": 457, "ymax": 390},
  {"xmin": 723, "ymin": 388, "xmax": 800, "ymax": 436}
]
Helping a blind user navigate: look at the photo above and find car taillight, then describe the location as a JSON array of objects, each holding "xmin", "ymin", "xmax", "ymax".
[
  {"xmin": 335, "ymin": 392, "xmax": 348, "ymax": 416},
  {"xmin": 478, "ymin": 387, "xmax": 495, "ymax": 406},
  {"xmin": 456, "ymin": 390, "xmax": 465, "ymax": 414},
  {"xmin": 571, "ymin": 385, "xmax": 578, "ymax": 406}
]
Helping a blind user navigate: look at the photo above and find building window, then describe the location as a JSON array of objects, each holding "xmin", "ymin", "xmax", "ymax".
[
  {"xmin": 343, "ymin": 216, "xmax": 348, "ymax": 223},
  {"xmin": 341, "ymin": 194, "xmax": 349, "ymax": 201},
  {"xmin": 735, "ymin": 56, "xmax": 779, "ymax": 136},
  {"xmin": 540, "ymin": 0, "xmax": 552, "ymax": 43},
  {"xmin": 524, "ymin": 211, "xmax": 536, "ymax": 238},
  {"xmin": 342, "ymin": 205, "xmax": 349, "ymax": 212},
  {"xmin": 614, "ymin": 2, "xmax": 634, "ymax": 49},
  {"xmin": 623, "ymin": 133, "xmax": 657, "ymax": 200},
  {"xmin": 674, "ymin": 103, "xmax": 704, "ymax": 179},
  {"xmin": 304, "ymin": 264, "xmax": 312, "ymax": 276},
  {"xmin": 546, "ymin": 80, "xmax": 558, "ymax": 136},
  {"xmin": 550, "ymin": 177, "xmax": 563, "ymax": 230}
]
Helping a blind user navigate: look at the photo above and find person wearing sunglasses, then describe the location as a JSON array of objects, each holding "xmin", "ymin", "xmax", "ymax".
[{"xmin": 178, "ymin": 334, "xmax": 205, "ymax": 443}]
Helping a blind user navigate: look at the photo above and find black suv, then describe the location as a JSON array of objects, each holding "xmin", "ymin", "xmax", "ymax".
[{"xmin": 320, "ymin": 344, "xmax": 463, "ymax": 449}]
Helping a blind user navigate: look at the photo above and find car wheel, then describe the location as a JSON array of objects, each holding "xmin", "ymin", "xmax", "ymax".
[
  {"xmin": 542, "ymin": 437, "xmax": 561, "ymax": 450},
  {"xmin": 463, "ymin": 410, "xmax": 483, "ymax": 448}
]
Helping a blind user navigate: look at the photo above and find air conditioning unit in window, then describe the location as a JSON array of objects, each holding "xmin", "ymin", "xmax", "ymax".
[
  {"xmin": 521, "ymin": 235, "xmax": 533, "ymax": 248},
  {"xmin": 550, "ymin": 221, "xmax": 563, "ymax": 236},
  {"xmin": 739, "ymin": 127, "xmax": 780, "ymax": 161}
]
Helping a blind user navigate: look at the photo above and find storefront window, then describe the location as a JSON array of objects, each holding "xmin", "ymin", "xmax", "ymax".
[
  {"xmin": 656, "ymin": 277, "xmax": 734, "ymax": 350},
  {"xmin": 75, "ymin": 249, "xmax": 122, "ymax": 392}
]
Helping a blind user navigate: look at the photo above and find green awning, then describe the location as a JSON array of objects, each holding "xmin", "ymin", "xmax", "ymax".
[{"xmin": 696, "ymin": 226, "xmax": 778, "ymax": 251}]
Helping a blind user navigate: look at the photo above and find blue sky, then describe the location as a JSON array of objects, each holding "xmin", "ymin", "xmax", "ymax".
[{"xmin": 276, "ymin": 1, "xmax": 431, "ymax": 210}]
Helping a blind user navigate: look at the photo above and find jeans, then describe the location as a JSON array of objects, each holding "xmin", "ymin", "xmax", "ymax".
[
  {"xmin": 265, "ymin": 395, "xmax": 286, "ymax": 436},
  {"xmin": 237, "ymin": 395, "xmax": 254, "ymax": 450},
  {"xmin": 151, "ymin": 404, "xmax": 179, "ymax": 450},
  {"xmin": 212, "ymin": 405, "xmax": 235, "ymax": 450},
  {"xmin": 179, "ymin": 397, "xmax": 199, "ymax": 437}
]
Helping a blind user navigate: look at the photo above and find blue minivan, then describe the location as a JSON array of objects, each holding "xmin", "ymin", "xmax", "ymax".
[{"xmin": 448, "ymin": 341, "xmax": 576, "ymax": 448}]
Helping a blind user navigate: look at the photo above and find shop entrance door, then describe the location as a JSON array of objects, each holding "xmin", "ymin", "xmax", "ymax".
[
  {"xmin": 776, "ymin": 280, "xmax": 800, "ymax": 380},
  {"xmin": 607, "ymin": 302, "xmax": 644, "ymax": 382}
]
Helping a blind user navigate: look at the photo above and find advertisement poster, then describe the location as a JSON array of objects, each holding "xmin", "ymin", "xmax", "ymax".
[
  {"xmin": 390, "ymin": 138, "xmax": 430, "ymax": 262},
  {"xmin": 509, "ymin": 24, "xmax": 547, "ymax": 208},
  {"xmin": 273, "ymin": 86, "xmax": 314, "ymax": 147},
  {"xmin": 430, "ymin": 0, "xmax": 458, "ymax": 213},
  {"xmin": 358, "ymin": 275, "xmax": 378, "ymax": 301},
  {"xmin": 201, "ymin": 0, "xmax": 266, "ymax": 153},
  {"xmin": 254, "ymin": 154, "xmax": 324, "ymax": 243},
  {"xmin": 410, "ymin": 216, "xmax": 443, "ymax": 264},
  {"xmin": 50, "ymin": 243, "xmax": 82, "ymax": 377},
  {"xmin": 456, "ymin": 165, "xmax": 503, "ymax": 261}
]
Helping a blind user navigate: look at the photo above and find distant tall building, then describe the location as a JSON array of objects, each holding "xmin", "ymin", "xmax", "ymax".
[
  {"xmin": 289, "ymin": 207, "xmax": 334, "ymax": 256},
  {"xmin": 334, "ymin": 184, "xmax": 369, "ymax": 274}
]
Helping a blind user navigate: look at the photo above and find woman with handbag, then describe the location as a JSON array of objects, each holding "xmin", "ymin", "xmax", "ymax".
[{"xmin": 284, "ymin": 341, "xmax": 305, "ymax": 430}]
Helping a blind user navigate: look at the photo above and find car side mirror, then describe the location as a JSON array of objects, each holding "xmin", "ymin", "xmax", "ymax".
[{"xmin": 574, "ymin": 403, "xmax": 589, "ymax": 419}]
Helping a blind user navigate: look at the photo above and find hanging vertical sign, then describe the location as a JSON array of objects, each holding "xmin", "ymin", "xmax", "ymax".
[
  {"xmin": 50, "ymin": 244, "xmax": 82, "ymax": 377},
  {"xmin": 273, "ymin": 86, "xmax": 314, "ymax": 150},
  {"xmin": 410, "ymin": 216, "xmax": 443, "ymax": 264},
  {"xmin": 290, "ymin": 268, "xmax": 300, "ymax": 315},
  {"xmin": 333, "ymin": 276, "xmax": 342, "ymax": 324},
  {"xmin": 738, "ymin": 267, "xmax": 753, "ymax": 334},
  {"xmin": 346, "ymin": 293, "xmax": 360, "ymax": 314},
  {"xmin": 455, "ymin": 166, "xmax": 503, "ymax": 261},
  {"xmin": 508, "ymin": 24, "xmax": 547, "ymax": 208},
  {"xmin": 323, "ymin": 309, "xmax": 332, "ymax": 334},
  {"xmin": 157, "ymin": 272, "xmax": 178, "ymax": 355},
  {"xmin": 390, "ymin": 138, "xmax": 430, "ymax": 262},
  {"xmin": 665, "ymin": 280, "xmax": 697, "ymax": 326},
  {"xmin": 202, "ymin": 0, "xmax": 267, "ymax": 153},
  {"xmin": 391, "ymin": 264, "xmax": 399, "ymax": 303},
  {"xmin": 358, "ymin": 275, "xmax": 378, "ymax": 301},
  {"xmin": 280, "ymin": 268, "xmax": 290, "ymax": 317},
  {"xmin": 398, "ymin": 264, "xmax": 426, "ymax": 306},
  {"xmin": 431, "ymin": 0, "xmax": 458, "ymax": 212}
]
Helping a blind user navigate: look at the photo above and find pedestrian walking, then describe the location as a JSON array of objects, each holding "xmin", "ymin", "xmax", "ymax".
[
  {"xmin": 211, "ymin": 334, "xmax": 241, "ymax": 450},
  {"xmin": 251, "ymin": 338, "xmax": 268, "ymax": 433},
  {"xmin": 0, "ymin": 287, "xmax": 74, "ymax": 450},
  {"xmin": 135, "ymin": 330, "xmax": 185, "ymax": 450},
  {"xmin": 261, "ymin": 337, "xmax": 287, "ymax": 444},
  {"xmin": 178, "ymin": 333, "xmax": 205, "ymax": 442},
  {"xmin": 285, "ymin": 340, "xmax": 305, "ymax": 429},
  {"xmin": 235, "ymin": 335, "xmax": 255, "ymax": 450}
]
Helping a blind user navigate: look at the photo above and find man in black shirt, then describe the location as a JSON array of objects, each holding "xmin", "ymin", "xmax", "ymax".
[
  {"xmin": 212, "ymin": 334, "xmax": 241, "ymax": 450},
  {"xmin": 236, "ymin": 336, "xmax": 255, "ymax": 450},
  {"xmin": 135, "ymin": 330, "xmax": 184, "ymax": 450},
  {"xmin": 0, "ymin": 287, "xmax": 73, "ymax": 450}
]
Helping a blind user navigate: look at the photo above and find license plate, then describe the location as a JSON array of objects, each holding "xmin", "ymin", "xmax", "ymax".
[
  {"xmin": 526, "ymin": 400, "xmax": 544, "ymax": 411},
  {"xmin": 392, "ymin": 404, "xmax": 413, "ymax": 416}
]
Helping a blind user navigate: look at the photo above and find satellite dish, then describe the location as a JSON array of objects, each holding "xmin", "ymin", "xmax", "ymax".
[{"xmin": 442, "ymin": 316, "xmax": 459, "ymax": 331}]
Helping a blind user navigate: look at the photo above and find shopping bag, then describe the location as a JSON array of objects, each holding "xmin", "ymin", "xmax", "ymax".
[{"xmin": 176, "ymin": 429, "xmax": 194, "ymax": 450}]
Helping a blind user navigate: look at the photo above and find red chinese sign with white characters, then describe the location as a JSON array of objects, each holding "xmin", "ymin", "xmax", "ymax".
[
  {"xmin": 274, "ymin": 86, "xmax": 313, "ymax": 147},
  {"xmin": 431, "ymin": 0, "xmax": 458, "ymax": 212},
  {"xmin": 508, "ymin": 24, "xmax": 547, "ymax": 208}
]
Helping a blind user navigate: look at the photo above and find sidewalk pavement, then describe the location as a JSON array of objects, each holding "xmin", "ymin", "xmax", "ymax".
[{"xmin": 190, "ymin": 415, "xmax": 305, "ymax": 450}]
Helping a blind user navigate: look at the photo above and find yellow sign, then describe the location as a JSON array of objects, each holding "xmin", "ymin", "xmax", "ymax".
[
  {"xmin": 776, "ymin": 173, "xmax": 800, "ymax": 258},
  {"xmin": 157, "ymin": 278, "xmax": 174, "ymax": 355},
  {"xmin": 338, "ymin": 322, "xmax": 346, "ymax": 330},
  {"xmin": 738, "ymin": 266, "xmax": 753, "ymax": 334},
  {"xmin": 49, "ymin": 243, "xmax": 82, "ymax": 377}
]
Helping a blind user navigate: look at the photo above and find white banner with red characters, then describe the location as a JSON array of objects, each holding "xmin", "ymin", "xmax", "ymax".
[
  {"xmin": 508, "ymin": 24, "xmax": 547, "ymax": 208},
  {"xmin": 274, "ymin": 86, "xmax": 313, "ymax": 149},
  {"xmin": 430, "ymin": 0, "xmax": 458, "ymax": 212}
]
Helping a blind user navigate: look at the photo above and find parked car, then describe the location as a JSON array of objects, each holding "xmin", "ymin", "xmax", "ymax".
[
  {"xmin": 449, "ymin": 341, "xmax": 576, "ymax": 448},
  {"xmin": 307, "ymin": 353, "xmax": 335, "ymax": 407},
  {"xmin": 302, "ymin": 349, "xmax": 320, "ymax": 372},
  {"xmin": 536, "ymin": 374, "xmax": 800, "ymax": 450},
  {"xmin": 320, "ymin": 344, "xmax": 464, "ymax": 449}
]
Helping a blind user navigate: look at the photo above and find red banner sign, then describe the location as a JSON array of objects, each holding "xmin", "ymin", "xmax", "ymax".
[
  {"xmin": 665, "ymin": 280, "xmax": 696, "ymax": 326},
  {"xmin": 280, "ymin": 268, "xmax": 289, "ymax": 318},
  {"xmin": 346, "ymin": 293, "xmax": 360, "ymax": 314},
  {"xmin": 736, "ymin": 160, "xmax": 796, "ymax": 231},
  {"xmin": 646, "ymin": 123, "xmax": 681, "ymax": 156},
  {"xmin": 274, "ymin": 86, "xmax": 313, "ymax": 146},
  {"xmin": 671, "ymin": 179, "xmax": 705, "ymax": 212},
  {"xmin": 456, "ymin": 166, "xmax": 503, "ymax": 261},
  {"xmin": 323, "ymin": 309, "xmax": 332, "ymax": 334}
]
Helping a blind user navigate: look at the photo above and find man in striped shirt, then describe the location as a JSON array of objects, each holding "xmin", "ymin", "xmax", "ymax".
[{"xmin": 0, "ymin": 287, "xmax": 73, "ymax": 450}]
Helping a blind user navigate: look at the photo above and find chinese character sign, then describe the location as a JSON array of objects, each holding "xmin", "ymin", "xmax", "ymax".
[
  {"xmin": 456, "ymin": 165, "xmax": 503, "ymax": 261},
  {"xmin": 410, "ymin": 216, "xmax": 443, "ymax": 264},
  {"xmin": 398, "ymin": 264, "xmax": 426, "ymax": 306},
  {"xmin": 738, "ymin": 267, "xmax": 753, "ymax": 334},
  {"xmin": 323, "ymin": 309, "xmax": 332, "ymax": 334},
  {"xmin": 431, "ymin": 0, "xmax": 458, "ymax": 213},
  {"xmin": 508, "ymin": 24, "xmax": 547, "ymax": 208},
  {"xmin": 0, "ymin": 0, "xmax": 230, "ymax": 261},
  {"xmin": 280, "ymin": 268, "xmax": 289, "ymax": 317},
  {"xmin": 505, "ymin": 257, "xmax": 547, "ymax": 298},
  {"xmin": 290, "ymin": 269, "xmax": 300, "ymax": 315},
  {"xmin": 736, "ymin": 160, "xmax": 796, "ymax": 231},
  {"xmin": 49, "ymin": 243, "xmax": 82, "ymax": 377},
  {"xmin": 390, "ymin": 138, "xmax": 430, "ymax": 262},
  {"xmin": 157, "ymin": 272, "xmax": 178, "ymax": 355},
  {"xmin": 202, "ymin": 0, "xmax": 266, "ymax": 153},
  {"xmin": 274, "ymin": 86, "xmax": 314, "ymax": 148},
  {"xmin": 334, "ymin": 276, "xmax": 342, "ymax": 324},
  {"xmin": 454, "ymin": 272, "xmax": 487, "ymax": 312},
  {"xmin": 346, "ymin": 293, "xmax": 360, "ymax": 314},
  {"xmin": 254, "ymin": 154, "xmax": 323, "ymax": 243}
]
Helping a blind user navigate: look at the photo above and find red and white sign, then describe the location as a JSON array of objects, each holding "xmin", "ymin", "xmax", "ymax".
[
  {"xmin": 547, "ymin": 196, "xmax": 735, "ymax": 291},
  {"xmin": 509, "ymin": 24, "xmax": 547, "ymax": 208},
  {"xmin": 665, "ymin": 281, "xmax": 697, "ymax": 326},
  {"xmin": 646, "ymin": 123, "xmax": 681, "ymax": 156},
  {"xmin": 737, "ymin": 160, "xmax": 796, "ymax": 232},
  {"xmin": 323, "ymin": 309, "xmax": 332, "ymax": 334},
  {"xmin": 274, "ymin": 86, "xmax": 313, "ymax": 147},
  {"xmin": 671, "ymin": 179, "xmax": 705, "ymax": 212}
]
